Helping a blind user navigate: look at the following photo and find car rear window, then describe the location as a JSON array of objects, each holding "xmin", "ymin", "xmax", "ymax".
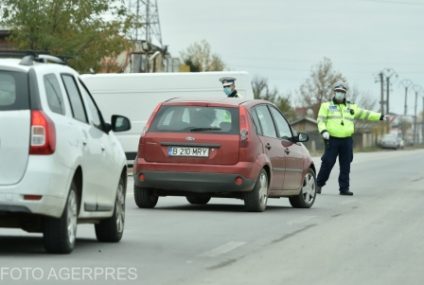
[
  {"xmin": 0, "ymin": 70, "xmax": 29, "ymax": 111},
  {"xmin": 150, "ymin": 105, "xmax": 239, "ymax": 134}
]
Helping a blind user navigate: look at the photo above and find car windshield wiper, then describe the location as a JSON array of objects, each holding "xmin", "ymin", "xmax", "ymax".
[{"xmin": 189, "ymin": 127, "xmax": 222, "ymax": 132}]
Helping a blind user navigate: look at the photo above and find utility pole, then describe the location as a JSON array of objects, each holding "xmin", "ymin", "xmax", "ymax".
[
  {"xmin": 127, "ymin": 0, "xmax": 165, "ymax": 72},
  {"xmin": 128, "ymin": 0, "xmax": 163, "ymax": 47},
  {"xmin": 400, "ymin": 79, "xmax": 413, "ymax": 116},
  {"xmin": 412, "ymin": 85, "xmax": 423, "ymax": 144},
  {"xmin": 383, "ymin": 68, "xmax": 397, "ymax": 114},
  {"xmin": 422, "ymin": 95, "xmax": 424, "ymax": 144},
  {"xmin": 377, "ymin": 72, "xmax": 385, "ymax": 114}
]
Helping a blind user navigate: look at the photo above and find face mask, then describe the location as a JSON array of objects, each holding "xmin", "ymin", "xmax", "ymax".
[
  {"xmin": 223, "ymin": 87, "xmax": 232, "ymax": 96},
  {"xmin": 334, "ymin": 92, "xmax": 346, "ymax": 101}
]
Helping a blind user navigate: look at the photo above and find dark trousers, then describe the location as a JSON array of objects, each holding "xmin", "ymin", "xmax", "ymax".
[{"xmin": 316, "ymin": 137, "xmax": 353, "ymax": 193}]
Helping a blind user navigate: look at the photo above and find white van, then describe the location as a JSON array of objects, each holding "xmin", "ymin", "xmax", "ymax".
[{"xmin": 81, "ymin": 71, "xmax": 253, "ymax": 164}]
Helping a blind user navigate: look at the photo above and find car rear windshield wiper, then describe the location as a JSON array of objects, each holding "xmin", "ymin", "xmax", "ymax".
[{"xmin": 189, "ymin": 127, "xmax": 222, "ymax": 132}]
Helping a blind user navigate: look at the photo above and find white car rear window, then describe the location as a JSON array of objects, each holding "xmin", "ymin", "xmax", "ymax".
[{"xmin": 0, "ymin": 70, "xmax": 29, "ymax": 111}]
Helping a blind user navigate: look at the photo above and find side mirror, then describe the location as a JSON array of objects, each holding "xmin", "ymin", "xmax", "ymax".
[
  {"xmin": 111, "ymin": 115, "xmax": 131, "ymax": 132},
  {"xmin": 296, "ymin": 132, "xmax": 309, "ymax": 142}
]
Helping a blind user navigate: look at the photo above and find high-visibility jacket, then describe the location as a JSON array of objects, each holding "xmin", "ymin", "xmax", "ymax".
[{"xmin": 317, "ymin": 100, "xmax": 382, "ymax": 138}]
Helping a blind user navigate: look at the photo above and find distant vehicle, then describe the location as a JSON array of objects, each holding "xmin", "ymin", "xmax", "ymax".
[
  {"xmin": 0, "ymin": 53, "xmax": 130, "ymax": 253},
  {"xmin": 133, "ymin": 98, "xmax": 317, "ymax": 212},
  {"xmin": 378, "ymin": 134, "xmax": 404, "ymax": 150},
  {"xmin": 81, "ymin": 71, "xmax": 254, "ymax": 164}
]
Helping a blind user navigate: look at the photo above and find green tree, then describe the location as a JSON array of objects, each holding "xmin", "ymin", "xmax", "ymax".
[
  {"xmin": 0, "ymin": 0, "xmax": 136, "ymax": 72},
  {"xmin": 252, "ymin": 76, "xmax": 296, "ymax": 121},
  {"xmin": 180, "ymin": 40, "xmax": 225, "ymax": 72}
]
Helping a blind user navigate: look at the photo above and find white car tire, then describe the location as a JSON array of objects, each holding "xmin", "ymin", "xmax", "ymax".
[
  {"xmin": 43, "ymin": 182, "xmax": 78, "ymax": 254},
  {"xmin": 95, "ymin": 177, "xmax": 126, "ymax": 242}
]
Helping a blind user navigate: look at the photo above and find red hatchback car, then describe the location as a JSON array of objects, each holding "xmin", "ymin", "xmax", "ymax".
[{"xmin": 133, "ymin": 98, "xmax": 316, "ymax": 212}]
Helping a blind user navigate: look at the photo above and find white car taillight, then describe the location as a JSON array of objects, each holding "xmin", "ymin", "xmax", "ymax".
[{"xmin": 29, "ymin": 110, "xmax": 56, "ymax": 155}]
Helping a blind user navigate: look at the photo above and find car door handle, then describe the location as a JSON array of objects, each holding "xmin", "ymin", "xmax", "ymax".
[
  {"xmin": 101, "ymin": 145, "xmax": 106, "ymax": 152},
  {"xmin": 82, "ymin": 141, "xmax": 87, "ymax": 147},
  {"xmin": 265, "ymin": 143, "xmax": 271, "ymax": 150}
]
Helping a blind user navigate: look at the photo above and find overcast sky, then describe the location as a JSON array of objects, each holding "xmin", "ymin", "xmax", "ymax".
[{"xmin": 158, "ymin": 0, "xmax": 423, "ymax": 114}]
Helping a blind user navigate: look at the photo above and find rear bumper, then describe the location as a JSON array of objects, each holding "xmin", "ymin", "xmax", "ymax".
[
  {"xmin": 0, "ymin": 157, "xmax": 71, "ymax": 218},
  {"xmin": 134, "ymin": 171, "xmax": 255, "ymax": 194}
]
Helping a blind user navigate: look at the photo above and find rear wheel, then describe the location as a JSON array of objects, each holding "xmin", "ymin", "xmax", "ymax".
[
  {"xmin": 95, "ymin": 178, "xmax": 126, "ymax": 242},
  {"xmin": 43, "ymin": 182, "xmax": 78, "ymax": 254},
  {"xmin": 134, "ymin": 186, "xmax": 158, "ymax": 208},
  {"xmin": 244, "ymin": 169, "xmax": 268, "ymax": 212},
  {"xmin": 186, "ymin": 195, "xmax": 211, "ymax": 205},
  {"xmin": 289, "ymin": 168, "xmax": 316, "ymax": 208}
]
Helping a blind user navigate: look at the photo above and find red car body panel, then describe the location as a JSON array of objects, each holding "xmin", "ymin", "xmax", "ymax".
[{"xmin": 134, "ymin": 98, "xmax": 314, "ymax": 198}]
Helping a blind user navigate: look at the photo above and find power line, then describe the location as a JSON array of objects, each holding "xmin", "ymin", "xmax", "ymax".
[{"xmin": 360, "ymin": 0, "xmax": 424, "ymax": 6}]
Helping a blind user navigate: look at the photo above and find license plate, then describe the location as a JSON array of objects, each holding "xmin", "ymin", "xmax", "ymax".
[{"xmin": 168, "ymin": 147, "xmax": 209, "ymax": 157}]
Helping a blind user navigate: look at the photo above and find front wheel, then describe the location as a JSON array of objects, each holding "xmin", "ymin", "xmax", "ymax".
[
  {"xmin": 43, "ymin": 182, "xmax": 78, "ymax": 254},
  {"xmin": 95, "ymin": 178, "xmax": 126, "ymax": 242},
  {"xmin": 244, "ymin": 169, "xmax": 269, "ymax": 212},
  {"xmin": 289, "ymin": 168, "xmax": 316, "ymax": 208},
  {"xmin": 134, "ymin": 186, "xmax": 158, "ymax": 208}
]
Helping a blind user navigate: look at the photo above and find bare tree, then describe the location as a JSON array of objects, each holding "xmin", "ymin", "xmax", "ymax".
[
  {"xmin": 252, "ymin": 76, "xmax": 277, "ymax": 101},
  {"xmin": 180, "ymin": 40, "xmax": 225, "ymax": 72},
  {"xmin": 298, "ymin": 57, "xmax": 346, "ymax": 112},
  {"xmin": 252, "ymin": 76, "xmax": 296, "ymax": 121},
  {"xmin": 349, "ymin": 86, "xmax": 377, "ymax": 110}
]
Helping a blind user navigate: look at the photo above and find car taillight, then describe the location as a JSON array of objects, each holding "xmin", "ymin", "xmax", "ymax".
[
  {"xmin": 239, "ymin": 107, "xmax": 249, "ymax": 147},
  {"xmin": 30, "ymin": 110, "xmax": 56, "ymax": 155}
]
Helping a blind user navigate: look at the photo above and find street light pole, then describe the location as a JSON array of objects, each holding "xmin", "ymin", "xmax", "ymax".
[{"xmin": 400, "ymin": 79, "xmax": 413, "ymax": 116}]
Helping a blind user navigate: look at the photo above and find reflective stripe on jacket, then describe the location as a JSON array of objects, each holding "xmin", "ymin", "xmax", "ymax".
[{"xmin": 317, "ymin": 100, "xmax": 381, "ymax": 138}]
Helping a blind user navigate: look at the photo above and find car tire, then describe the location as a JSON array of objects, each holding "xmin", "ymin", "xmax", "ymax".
[
  {"xmin": 244, "ymin": 169, "xmax": 268, "ymax": 212},
  {"xmin": 43, "ymin": 182, "xmax": 78, "ymax": 254},
  {"xmin": 186, "ymin": 195, "xmax": 211, "ymax": 205},
  {"xmin": 134, "ymin": 186, "xmax": 158, "ymax": 208},
  {"xmin": 95, "ymin": 178, "xmax": 126, "ymax": 242},
  {"xmin": 289, "ymin": 168, "xmax": 316, "ymax": 208}
]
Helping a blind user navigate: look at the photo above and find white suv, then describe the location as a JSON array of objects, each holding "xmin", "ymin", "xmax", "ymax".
[{"xmin": 0, "ymin": 53, "xmax": 130, "ymax": 253}]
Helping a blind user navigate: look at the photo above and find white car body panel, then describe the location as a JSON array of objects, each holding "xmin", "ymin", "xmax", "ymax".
[
  {"xmin": 0, "ymin": 110, "xmax": 30, "ymax": 185},
  {"xmin": 0, "ymin": 59, "xmax": 127, "ymax": 221}
]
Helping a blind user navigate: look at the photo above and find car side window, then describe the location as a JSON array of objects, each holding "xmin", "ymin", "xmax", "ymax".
[
  {"xmin": 249, "ymin": 108, "xmax": 262, "ymax": 135},
  {"xmin": 44, "ymin": 74, "xmax": 65, "ymax": 115},
  {"xmin": 61, "ymin": 74, "xmax": 88, "ymax": 123},
  {"xmin": 79, "ymin": 82, "xmax": 103, "ymax": 130},
  {"xmin": 254, "ymin": 105, "xmax": 277, "ymax": 138},
  {"xmin": 269, "ymin": 106, "xmax": 292, "ymax": 138}
]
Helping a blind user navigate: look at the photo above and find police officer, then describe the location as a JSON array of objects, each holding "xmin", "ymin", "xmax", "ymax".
[
  {"xmin": 219, "ymin": 77, "xmax": 239, "ymax": 98},
  {"xmin": 316, "ymin": 81, "xmax": 385, "ymax": 196}
]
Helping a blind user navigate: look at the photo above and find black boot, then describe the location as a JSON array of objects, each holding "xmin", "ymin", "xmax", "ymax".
[{"xmin": 340, "ymin": 191, "xmax": 353, "ymax": 196}]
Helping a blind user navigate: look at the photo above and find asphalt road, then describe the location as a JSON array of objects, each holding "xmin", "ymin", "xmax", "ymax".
[{"xmin": 1, "ymin": 149, "xmax": 424, "ymax": 285}]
